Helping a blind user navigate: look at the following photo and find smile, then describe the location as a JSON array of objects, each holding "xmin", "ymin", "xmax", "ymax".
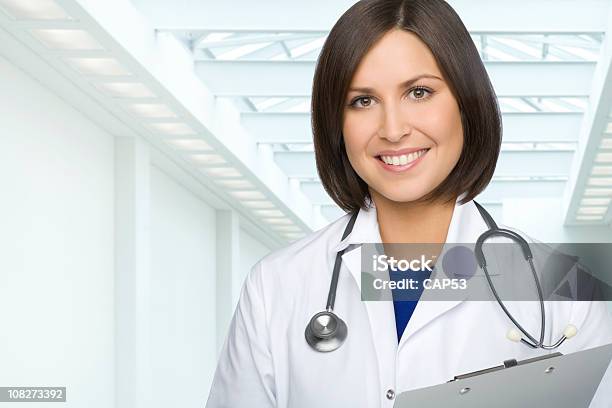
[
  {"xmin": 378, "ymin": 149, "xmax": 429, "ymax": 166},
  {"xmin": 375, "ymin": 148, "xmax": 430, "ymax": 173}
]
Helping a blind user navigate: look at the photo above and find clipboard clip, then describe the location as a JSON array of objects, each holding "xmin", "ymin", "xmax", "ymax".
[{"xmin": 448, "ymin": 352, "xmax": 563, "ymax": 382}]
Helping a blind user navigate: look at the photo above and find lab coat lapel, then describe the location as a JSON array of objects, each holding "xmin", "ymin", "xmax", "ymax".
[
  {"xmin": 397, "ymin": 198, "xmax": 490, "ymax": 349},
  {"xmin": 339, "ymin": 210, "xmax": 397, "ymax": 396},
  {"xmin": 332, "ymin": 196, "xmax": 494, "ymax": 381}
]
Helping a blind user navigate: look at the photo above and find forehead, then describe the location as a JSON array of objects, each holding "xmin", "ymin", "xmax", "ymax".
[{"xmin": 350, "ymin": 29, "xmax": 442, "ymax": 85}]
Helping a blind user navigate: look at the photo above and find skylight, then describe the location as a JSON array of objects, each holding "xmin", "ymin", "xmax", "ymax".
[{"xmin": 167, "ymin": 31, "xmax": 604, "ymax": 63}]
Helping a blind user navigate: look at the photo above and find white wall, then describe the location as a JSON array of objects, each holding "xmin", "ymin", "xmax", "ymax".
[
  {"xmin": 0, "ymin": 55, "xmax": 115, "ymax": 406},
  {"xmin": 503, "ymin": 198, "xmax": 612, "ymax": 243},
  {"xmin": 149, "ymin": 166, "xmax": 218, "ymax": 407},
  {"xmin": 236, "ymin": 227, "xmax": 272, "ymax": 305},
  {"xmin": 0, "ymin": 51, "xmax": 274, "ymax": 407}
]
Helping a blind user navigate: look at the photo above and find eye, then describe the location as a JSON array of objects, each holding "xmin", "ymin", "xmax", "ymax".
[
  {"xmin": 349, "ymin": 96, "xmax": 376, "ymax": 109},
  {"xmin": 408, "ymin": 86, "xmax": 433, "ymax": 101}
]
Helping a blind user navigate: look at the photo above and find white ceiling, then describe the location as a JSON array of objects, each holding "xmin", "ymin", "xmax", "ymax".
[{"xmin": 0, "ymin": 0, "xmax": 610, "ymax": 241}]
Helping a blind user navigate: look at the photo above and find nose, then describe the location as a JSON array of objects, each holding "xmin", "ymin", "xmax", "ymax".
[{"xmin": 378, "ymin": 103, "xmax": 412, "ymax": 142}]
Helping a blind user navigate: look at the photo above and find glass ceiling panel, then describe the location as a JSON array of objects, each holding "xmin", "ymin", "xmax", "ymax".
[
  {"xmin": 474, "ymin": 34, "xmax": 603, "ymax": 61},
  {"xmin": 170, "ymin": 31, "xmax": 605, "ymax": 62}
]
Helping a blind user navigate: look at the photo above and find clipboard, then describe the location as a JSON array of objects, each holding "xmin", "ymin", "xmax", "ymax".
[{"xmin": 394, "ymin": 343, "xmax": 612, "ymax": 408}]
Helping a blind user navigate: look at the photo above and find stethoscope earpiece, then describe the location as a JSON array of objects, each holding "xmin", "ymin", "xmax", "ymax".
[
  {"xmin": 506, "ymin": 328, "xmax": 522, "ymax": 343},
  {"xmin": 506, "ymin": 324, "xmax": 578, "ymax": 349},
  {"xmin": 563, "ymin": 324, "xmax": 578, "ymax": 339},
  {"xmin": 306, "ymin": 202, "xmax": 578, "ymax": 353}
]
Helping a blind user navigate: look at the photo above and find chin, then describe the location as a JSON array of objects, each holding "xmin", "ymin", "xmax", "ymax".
[{"xmin": 375, "ymin": 187, "xmax": 432, "ymax": 204}]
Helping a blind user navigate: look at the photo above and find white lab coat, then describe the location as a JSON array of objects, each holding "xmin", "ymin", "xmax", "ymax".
[{"xmin": 206, "ymin": 196, "xmax": 612, "ymax": 408}]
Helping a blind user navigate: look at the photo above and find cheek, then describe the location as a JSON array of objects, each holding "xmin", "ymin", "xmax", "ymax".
[
  {"xmin": 424, "ymin": 97, "xmax": 463, "ymax": 145},
  {"xmin": 446, "ymin": 110, "xmax": 464, "ymax": 153},
  {"xmin": 342, "ymin": 112, "xmax": 377, "ymax": 155}
]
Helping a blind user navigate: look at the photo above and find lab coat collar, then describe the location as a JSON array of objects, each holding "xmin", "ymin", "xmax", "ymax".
[
  {"xmin": 330, "ymin": 191, "xmax": 496, "ymax": 291},
  {"xmin": 330, "ymin": 191, "xmax": 476, "ymax": 255},
  {"xmin": 329, "ymin": 195, "xmax": 380, "ymax": 255},
  {"xmin": 330, "ymin": 192, "xmax": 495, "ymax": 352}
]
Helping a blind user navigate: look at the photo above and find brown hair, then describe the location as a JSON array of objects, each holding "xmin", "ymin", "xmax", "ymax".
[{"xmin": 311, "ymin": 0, "xmax": 502, "ymax": 213}]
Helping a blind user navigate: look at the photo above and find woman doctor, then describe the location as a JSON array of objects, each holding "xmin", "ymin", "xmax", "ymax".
[{"xmin": 206, "ymin": 0, "xmax": 612, "ymax": 407}]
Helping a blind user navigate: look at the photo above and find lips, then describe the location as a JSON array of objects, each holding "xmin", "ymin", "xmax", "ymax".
[
  {"xmin": 376, "ymin": 147, "xmax": 430, "ymax": 156},
  {"xmin": 376, "ymin": 148, "xmax": 430, "ymax": 166},
  {"xmin": 375, "ymin": 148, "xmax": 430, "ymax": 172}
]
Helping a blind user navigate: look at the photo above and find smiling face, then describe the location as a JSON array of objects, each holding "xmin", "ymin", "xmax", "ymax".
[{"xmin": 342, "ymin": 28, "xmax": 464, "ymax": 205}]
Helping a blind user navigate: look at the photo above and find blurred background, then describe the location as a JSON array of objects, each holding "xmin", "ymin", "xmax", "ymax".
[{"xmin": 0, "ymin": 0, "xmax": 611, "ymax": 407}]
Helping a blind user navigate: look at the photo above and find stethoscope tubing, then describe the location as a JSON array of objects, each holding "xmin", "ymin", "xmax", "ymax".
[
  {"xmin": 326, "ymin": 210, "xmax": 359, "ymax": 311},
  {"xmin": 306, "ymin": 200, "xmax": 573, "ymax": 352},
  {"xmin": 473, "ymin": 201, "xmax": 572, "ymax": 349}
]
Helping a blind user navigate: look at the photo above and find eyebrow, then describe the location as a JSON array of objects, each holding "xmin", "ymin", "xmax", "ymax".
[{"xmin": 347, "ymin": 73, "xmax": 442, "ymax": 93}]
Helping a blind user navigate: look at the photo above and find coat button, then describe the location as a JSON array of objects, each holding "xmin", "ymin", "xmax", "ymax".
[{"xmin": 386, "ymin": 389, "xmax": 395, "ymax": 400}]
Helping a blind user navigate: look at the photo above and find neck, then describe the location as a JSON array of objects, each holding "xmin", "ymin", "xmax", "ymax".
[{"xmin": 371, "ymin": 190, "xmax": 457, "ymax": 244}]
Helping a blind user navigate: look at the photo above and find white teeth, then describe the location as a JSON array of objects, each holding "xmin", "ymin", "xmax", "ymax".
[{"xmin": 380, "ymin": 149, "xmax": 428, "ymax": 166}]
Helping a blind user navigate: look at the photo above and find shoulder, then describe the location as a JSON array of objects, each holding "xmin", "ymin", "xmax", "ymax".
[
  {"xmin": 240, "ymin": 212, "xmax": 352, "ymax": 319},
  {"xmin": 249, "ymin": 211, "xmax": 352, "ymax": 280}
]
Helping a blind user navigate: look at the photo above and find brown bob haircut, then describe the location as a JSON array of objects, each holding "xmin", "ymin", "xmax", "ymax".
[{"xmin": 311, "ymin": 0, "xmax": 502, "ymax": 214}]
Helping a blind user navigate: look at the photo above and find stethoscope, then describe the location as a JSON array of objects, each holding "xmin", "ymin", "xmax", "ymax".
[{"xmin": 304, "ymin": 200, "xmax": 578, "ymax": 352}]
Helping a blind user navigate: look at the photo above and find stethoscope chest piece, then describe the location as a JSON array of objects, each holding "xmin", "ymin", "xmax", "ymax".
[
  {"xmin": 304, "ymin": 202, "xmax": 577, "ymax": 353},
  {"xmin": 305, "ymin": 311, "xmax": 348, "ymax": 352}
]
